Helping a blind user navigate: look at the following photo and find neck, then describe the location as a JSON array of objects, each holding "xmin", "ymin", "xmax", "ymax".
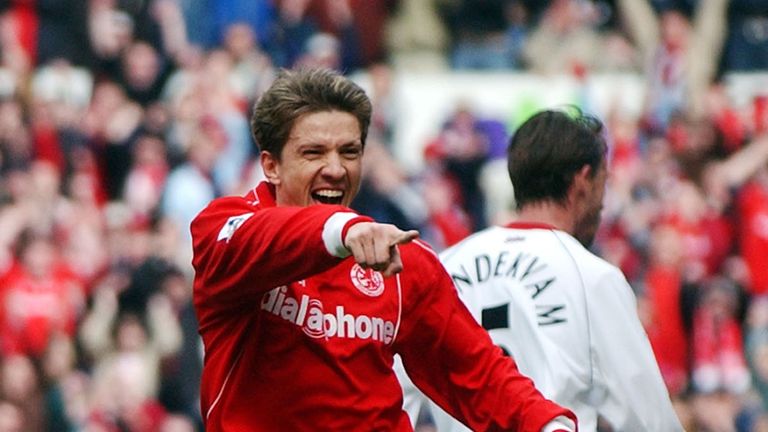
[{"xmin": 514, "ymin": 201, "xmax": 575, "ymax": 235}]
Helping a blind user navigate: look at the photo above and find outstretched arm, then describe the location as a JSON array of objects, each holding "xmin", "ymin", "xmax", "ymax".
[
  {"xmin": 709, "ymin": 134, "xmax": 768, "ymax": 189},
  {"xmin": 395, "ymin": 244, "xmax": 576, "ymax": 431},
  {"xmin": 191, "ymin": 196, "xmax": 418, "ymax": 307},
  {"xmin": 686, "ymin": 0, "xmax": 730, "ymax": 118},
  {"xmin": 615, "ymin": 0, "xmax": 660, "ymax": 69}
]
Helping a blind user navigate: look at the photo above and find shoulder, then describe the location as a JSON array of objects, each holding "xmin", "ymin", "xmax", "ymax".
[
  {"xmin": 548, "ymin": 231, "xmax": 629, "ymax": 287},
  {"xmin": 439, "ymin": 227, "xmax": 505, "ymax": 262},
  {"xmin": 195, "ymin": 195, "xmax": 258, "ymax": 218},
  {"xmin": 400, "ymin": 238, "xmax": 441, "ymax": 263},
  {"xmin": 398, "ymin": 239, "xmax": 458, "ymax": 288},
  {"xmin": 190, "ymin": 195, "xmax": 260, "ymax": 235},
  {"xmin": 554, "ymin": 232, "xmax": 612, "ymax": 269}
]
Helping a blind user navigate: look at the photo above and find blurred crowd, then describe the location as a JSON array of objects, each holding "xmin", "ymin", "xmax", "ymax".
[{"xmin": 0, "ymin": 0, "xmax": 767, "ymax": 431}]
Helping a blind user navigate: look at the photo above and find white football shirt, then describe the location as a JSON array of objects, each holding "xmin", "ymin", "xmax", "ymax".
[{"xmin": 399, "ymin": 223, "xmax": 683, "ymax": 431}]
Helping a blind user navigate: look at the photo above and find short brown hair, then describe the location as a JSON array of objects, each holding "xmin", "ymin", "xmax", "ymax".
[
  {"xmin": 250, "ymin": 68, "xmax": 372, "ymax": 159},
  {"xmin": 507, "ymin": 107, "xmax": 607, "ymax": 209}
]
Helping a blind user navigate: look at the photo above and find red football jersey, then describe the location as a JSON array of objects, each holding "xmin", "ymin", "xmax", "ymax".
[{"xmin": 191, "ymin": 182, "xmax": 572, "ymax": 431}]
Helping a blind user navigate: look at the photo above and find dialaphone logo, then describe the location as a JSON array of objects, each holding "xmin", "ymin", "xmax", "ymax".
[
  {"xmin": 260, "ymin": 286, "xmax": 395, "ymax": 343},
  {"xmin": 350, "ymin": 264, "xmax": 384, "ymax": 297}
]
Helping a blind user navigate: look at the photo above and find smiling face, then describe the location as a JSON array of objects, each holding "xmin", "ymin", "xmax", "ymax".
[{"xmin": 261, "ymin": 110, "xmax": 363, "ymax": 207}]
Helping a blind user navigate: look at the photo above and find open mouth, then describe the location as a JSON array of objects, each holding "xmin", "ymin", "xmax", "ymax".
[{"xmin": 312, "ymin": 189, "xmax": 344, "ymax": 205}]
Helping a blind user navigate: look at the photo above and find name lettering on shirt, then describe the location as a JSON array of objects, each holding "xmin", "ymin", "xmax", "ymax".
[{"xmin": 451, "ymin": 251, "xmax": 567, "ymax": 327}]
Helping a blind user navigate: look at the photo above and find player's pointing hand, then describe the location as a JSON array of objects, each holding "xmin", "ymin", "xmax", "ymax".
[{"xmin": 344, "ymin": 222, "xmax": 419, "ymax": 277}]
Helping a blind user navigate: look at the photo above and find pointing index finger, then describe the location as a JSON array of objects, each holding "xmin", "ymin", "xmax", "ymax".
[{"xmin": 395, "ymin": 230, "xmax": 419, "ymax": 245}]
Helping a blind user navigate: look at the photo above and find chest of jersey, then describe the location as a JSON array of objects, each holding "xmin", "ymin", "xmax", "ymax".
[{"xmin": 257, "ymin": 260, "xmax": 402, "ymax": 350}]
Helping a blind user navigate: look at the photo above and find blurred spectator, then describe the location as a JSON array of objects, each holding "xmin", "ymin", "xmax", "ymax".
[
  {"xmin": 365, "ymin": 62, "xmax": 397, "ymax": 145},
  {"xmin": 0, "ymin": 96, "xmax": 33, "ymax": 174},
  {"xmin": 267, "ymin": 0, "xmax": 366, "ymax": 72},
  {"xmin": 351, "ymin": 141, "xmax": 428, "ymax": 232},
  {"xmin": 268, "ymin": 0, "xmax": 320, "ymax": 68},
  {"xmin": 307, "ymin": 0, "xmax": 363, "ymax": 72},
  {"xmin": 0, "ymin": 399, "xmax": 24, "ymax": 432},
  {"xmin": 737, "ymin": 164, "xmax": 768, "ymax": 295},
  {"xmin": 88, "ymin": 0, "xmax": 135, "ymax": 65},
  {"xmin": 523, "ymin": 0, "xmax": 611, "ymax": 74},
  {"xmin": 58, "ymin": 169, "xmax": 109, "ymax": 286},
  {"xmin": 293, "ymin": 32, "xmax": 344, "ymax": 71},
  {"xmin": 690, "ymin": 276, "xmax": 751, "ymax": 432},
  {"xmin": 438, "ymin": 0, "xmax": 528, "ymax": 70},
  {"xmin": 722, "ymin": 0, "xmax": 768, "ymax": 71},
  {"xmin": 0, "ymin": 2, "xmax": 35, "ymax": 77},
  {"xmin": 641, "ymin": 224, "xmax": 689, "ymax": 396},
  {"xmin": 306, "ymin": 0, "xmax": 390, "ymax": 69},
  {"xmin": 420, "ymin": 172, "xmax": 473, "ymax": 250},
  {"xmin": 0, "ymin": 0, "xmax": 92, "ymax": 68},
  {"xmin": 691, "ymin": 276, "xmax": 750, "ymax": 395},
  {"xmin": 0, "ymin": 354, "xmax": 43, "ymax": 431},
  {"xmin": 81, "ymin": 80, "xmax": 144, "ymax": 200},
  {"xmin": 221, "ymin": 23, "xmax": 275, "ymax": 104},
  {"xmin": 151, "ymin": 0, "xmax": 191, "ymax": 61},
  {"xmin": 424, "ymin": 104, "xmax": 491, "ymax": 231},
  {"xmin": 0, "ymin": 229, "xmax": 84, "ymax": 359},
  {"xmin": 79, "ymin": 269, "xmax": 181, "ymax": 432},
  {"xmin": 208, "ymin": 0, "xmax": 275, "ymax": 50},
  {"xmin": 31, "ymin": 61, "xmax": 93, "ymax": 113},
  {"xmin": 164, "ymin": 48, "xmax": 255, "ymax": 194},
  {"xmin": 385, "ymin": 0, "xmax": 449, "ymax": 70},
  {"xmin": 618, "ymin": 0, "xmax": 729, "ymax": 129},
  {"xmin": 160, "ymin": 120, "xmax": 222, "ymax": 266},
  {"xmin": 115, "ymin": 41, "xmax": 171, "ymax": 107},
  {"xmin": 28, "ymin": 60, "xmax": 93, "ymax": 182},
  {"xmin": 159, "ymin": 413, "xmax": 196, "ymax": 432},
  {"xmin": 40, "ymin": 333, "xmax": 82, "ymax": 431},
  {"xmin": 657, "ymin": 179, "xmax": 732, "ymax": 281},
  {"xmin": 122, "ymin": 134, "xmax": 168, "ymax": 226},
  {"xmin": 154, "ymin": 268, "xmax": 202, "ymax": 428},
  {"xmin": 746, "ymin": 296, "xmax": 768, "ymax": 410}
]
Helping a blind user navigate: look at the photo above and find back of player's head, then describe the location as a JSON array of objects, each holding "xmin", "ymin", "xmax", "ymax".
[
  {"xmin": 507, "ymin": 107, "xmax": 607, "ymax": 209},
  {"xmin": 250, "ymin": 67, "xmax": 372, "ymax": 160}
]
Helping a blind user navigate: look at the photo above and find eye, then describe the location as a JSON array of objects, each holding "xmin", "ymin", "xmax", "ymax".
[
  {"xmin": 341, "ymin": 146, "xmax": 362, "ymax": 159},
  {"xmin": 302, "ymin": 148, "xmax": 323, "ymax": 158}
]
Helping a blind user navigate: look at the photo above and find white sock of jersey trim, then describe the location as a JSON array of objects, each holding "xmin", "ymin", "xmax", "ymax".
[{"xmin": 323, "ymin": 212, "xmax": 359, "ymax": 258}]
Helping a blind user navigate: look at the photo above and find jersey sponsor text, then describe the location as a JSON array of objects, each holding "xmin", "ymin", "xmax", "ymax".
[{"xmin": 261, "ymin": 286, "xmax": 396, "ymax": 343}]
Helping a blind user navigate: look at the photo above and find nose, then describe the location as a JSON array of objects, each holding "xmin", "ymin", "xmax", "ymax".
[{"xmin": 321, "ymin": 153, "xmax": 346, "ymax": 180}]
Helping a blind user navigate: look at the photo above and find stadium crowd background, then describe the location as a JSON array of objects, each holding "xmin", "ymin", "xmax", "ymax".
[{"xmin": 0, "ymin": 0, "xmax": 767, "ymax": 431}]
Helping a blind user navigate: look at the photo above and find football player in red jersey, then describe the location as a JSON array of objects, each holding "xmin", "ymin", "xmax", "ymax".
[{"xmin": 190, "ymin": 67, "xmax": 576, "ymax": 431}]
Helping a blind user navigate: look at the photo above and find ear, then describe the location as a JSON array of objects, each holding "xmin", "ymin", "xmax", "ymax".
[
  {"xmin": 260, "ymin": 151, "xmax": 281, "ymax": 185},
  {"xmin": 569, "ymin": 165, "xmax": 593, "ymax": 201}
]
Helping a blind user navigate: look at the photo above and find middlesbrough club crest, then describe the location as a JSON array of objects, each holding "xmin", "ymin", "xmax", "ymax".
[{"xmin": 350, "ymin": 264, "xmax": 385, "ymax": 297}]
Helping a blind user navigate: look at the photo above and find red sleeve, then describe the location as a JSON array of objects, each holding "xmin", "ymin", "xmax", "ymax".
[
  {"xmin": 190, "ymin": 196, "xmax": 371, "ymax": 309},
  {"xmin": 394, "ymin": 241, "xmax": 576, "ymax": 432}
]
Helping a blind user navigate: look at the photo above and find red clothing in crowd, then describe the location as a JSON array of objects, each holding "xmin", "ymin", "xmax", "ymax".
[
  {"xmin": 691, "ymin": 305, "xmax": 750, "ymax": 393},
  {"xmin": 644, "ymin": 264, "xmax": 689, "ymax": 395},
  {"xmin": 737, "ymin": 180, "xmax": 768, "ymax": 294},
  {"xmin": 659, "ymin": 210, "xmax": 733, "ymax": 278},
  {"xmin": 191, "ymin": 182, "xmax": 573, "ymax": 431},
  {"xmin": 0, "ymin": 261, "xmax": 82, "ymax": 357}
]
